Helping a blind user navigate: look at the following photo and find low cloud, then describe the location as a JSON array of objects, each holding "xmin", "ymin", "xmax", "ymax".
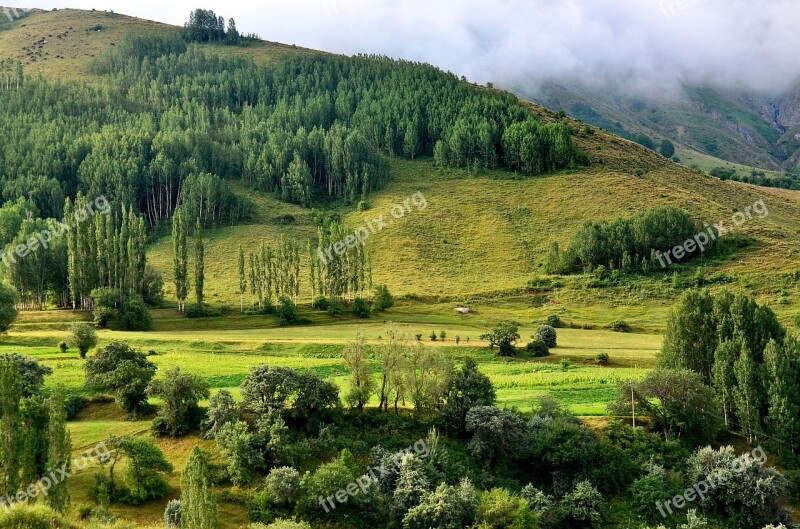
[{"xmin": 39, "ymin": 0, "xmax": 800, "ymax": 95}]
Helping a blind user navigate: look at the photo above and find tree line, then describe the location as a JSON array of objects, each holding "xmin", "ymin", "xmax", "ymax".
[
  {"xmin": 183, "ymin": 9, "xmax": 259, "ymax": 46},
  {"xmin": 545, "ymin": 206, "xmax": 727, "ymax": 274},
  {"xmin": 658, "ymin": 289, "xmax": 796, "ymax": 449}
]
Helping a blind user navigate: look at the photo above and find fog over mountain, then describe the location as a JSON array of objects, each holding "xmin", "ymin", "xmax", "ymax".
[{"xmin": 32, "ymin": 0, "xmax": 800, "ymax": 96}]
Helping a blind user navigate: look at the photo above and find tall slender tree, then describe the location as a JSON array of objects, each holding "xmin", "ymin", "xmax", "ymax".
[
  {"xmin": 0, "ymin": 356, "xmax": 22, "ymax": 498},
  {"xmin": 194, "ymin": 219, "xmax": 205, "ymax": 306},
  {"xmin": 172, "ymin": 208, "xmax": 188, "ymax": 312},
  {"xmin": 181, "ymin": 446, "xmax": 219, "ymax": 529},
  {"xmin": 238, "ymin": 245, "xmax": 246, "ymax": 312},
  {"xmin": 764, "ymin": 338, "xmax": 800, "ymax": 453},
  {"xmin": 46, "ymin": 386, "xmax": 72, "ymax": 512}
]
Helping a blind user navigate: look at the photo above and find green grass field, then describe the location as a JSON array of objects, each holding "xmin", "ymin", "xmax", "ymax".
[
  {"xmin": 5, "ymin": 308, "xmax": 659, "ymax": 416},
  {"xmin": 2, "ymin": 306, "xmax": 657, "ymax": 528}
]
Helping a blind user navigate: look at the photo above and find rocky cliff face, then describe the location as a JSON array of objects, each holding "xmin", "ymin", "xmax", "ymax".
[{"xmin": 777, "ymin": 79, "xmax": 800, "ymax": 130}]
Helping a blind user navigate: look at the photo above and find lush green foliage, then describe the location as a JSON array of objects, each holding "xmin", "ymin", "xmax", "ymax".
[
  {"xmin": 84, "ymin": 342, "xmax": 157, "ymax": 416},
  {"xmin": 148, "ymin": 367, "xmax": 210, "ymax": 437},
  {"xmin": 659, "ymin": 289, "xmax": 790, "ymax": 446},
  {"xmin": 0, "ymin": 282, "xmax": 18, "ymax": 331},
  {"xmin": 181, "ymin": 446, "xmax": 218, "ymax": 529},
  {"xmin": 546, "ymin": 207, "xmax": 716, "ymax": 274},
  {"xmin": 70, "ymin": 322, "xmax": 97, "ymax": 358},
  {"xmin": 534, "ymin": 325, "xmax": 558, "ymax": 348},
  {"xmin": 105, "ymin": 435, "xmax": 173, "ymax": 504}
]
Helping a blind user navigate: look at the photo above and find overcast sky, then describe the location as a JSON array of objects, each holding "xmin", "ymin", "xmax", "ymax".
[{"xmin": 29, "ymin": 0, "xmax": 800, "ymax": 95}]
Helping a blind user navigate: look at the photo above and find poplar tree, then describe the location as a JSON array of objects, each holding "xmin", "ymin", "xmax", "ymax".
[
  {"xmin": 194, "ymin": 219, "xmax": 205, "ymax": 306},
  {"xmin": 764, "ymin": 338, "xmax": 800, "ymax": 453},
  {"xmin": 46, "ymin": 386, "xmax": 72, "ymax": 512},
  {"xmin": 0, "ymin": 356, "xmax": 22, "ymax": 498},
  {"xmin": 307, "ymin": 241, "xmax": 317, "ymax": 302},
  {"xmin": 238, "ymin": 246, "xmax": 246, "ymax": 312},
  {"xmin": 733, "ymin": 342, "xmax": 762, "ymax": 444},
  {"xmin": 172, "ymin": 208, "xmax": 188, "ymax": 312},
  {"xmin": 181, "ymin": 446, "xmax": 219, "ymax": 529},
  {"xmin": 712, "ymin": 339, "xmax": 738, "ymax": 429}
]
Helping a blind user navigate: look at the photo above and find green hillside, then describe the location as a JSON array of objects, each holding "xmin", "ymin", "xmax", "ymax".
[{"xmin": 1, "ymin": 8, "xmax": 799, "ymax": 529}]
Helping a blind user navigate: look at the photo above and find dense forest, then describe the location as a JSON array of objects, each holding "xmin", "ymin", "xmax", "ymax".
[{"xmin": 0, "ymin": 31, "xmax": 581, "ymax": 310}]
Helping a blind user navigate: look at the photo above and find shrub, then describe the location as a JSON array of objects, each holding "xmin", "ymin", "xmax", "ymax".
[
  {"xmin": 249, "ymin": 490, "xmax": 276, "ymax": 524},
  {"xmin": 186, "ymin": 303, "xmax": 221, "ymax": 318},
  {"xmin": 326, "ymin": 301, "xmax": 343, "ymax": 316},
  {"xmin": 148, "ymin": 367, "xmax": 210, "ymax": 437},
  {"xmin": 275, "ymin": 214, "xmax": 296, "ymax": 225},
  {"xmin": 546, "ymin": 315, "xmax": 564, "ymax": 328},
  {"xmin": 91, "ymin": 287, "xmax": 120, "ymax": 328},
  {"xmin": 164, "ymin": 499, "xmax": 182, "ymax": 527},
  {"xmin": 312, "ymin": 296, "xmax": 330, "ymax": 311},
  {"xmin": 118, "ymin": 297, "xmax": 152, "ymax": 331},
  {"xmin": 595, "ymin": 353, "xmax": 610, "ymax": 366},
  {"xmin": 0, "ymin": 505, "xmax": 74, "ymax": 529},
  {"xmin": 560, "ymin": 480, "xmax": 604, "ymax": 527},
  {"xmin": 57, "ymin": 341, "xmax": 68, "ymax": 354},
  {"xmin": 560, "ymin": 359, "xmax": 571, "ymax": 371},
  {"xmin": 534, "ymin": 325, "xmax": 557, "ymax": 348},
  {"xmin": 430, "ymin": 331, "xmax": 438, "ymax": 341},
  {"xmin": 499, "ymin": 341, "xmax": 517, "ymax": 356},
  {"xmin": 475, "ymin": 487, "xmax": 537, "ymax": 529},
  {"xmin": 630, "ymin": 465, "xmax": 668, "ymax": 521},
  {"xmin": 526, "ymin": 340, "xmax": 550, "ymax": 357},
  {"xmin": 610, "ymin": 321, "xmax": 630, "ymax": 333},
  {"xmin": 481, "ymin": 321, "xmax": 521, "ymax": 353},
  {"xmin": 373, "ymin": 284, "xmax": 394, "ymax": 311},
  {"xmin": 278, "ymin": 297, "xmax": 300, "ymax": 325},
  {"xmin": 70, "ymin": 322, "xmax": 97, "ymax": 359},
  {"xmin": 263, "ymin": 467, "xmax": 301, "ymax": 506},
  {"xmin": 520, "ymin": 484, "xmax": 554, "ymax": 516},
  {"xmin": 352, "ymin": 297, "xmax": 371, "ymax": 318},
  {"xmin": 786, "ymin": 469, "xmax": 800, "ymax": 502},
  {"xmin": 64, "ymin": 395, "xmax": 87, "ymax": 420},
  {"xmin": 256, "ymin": 520, "xmax": 311, "ymax": 529},
  {"xmin": 93, "ymin": 306, "xmax": 115, "ymax": 328}
]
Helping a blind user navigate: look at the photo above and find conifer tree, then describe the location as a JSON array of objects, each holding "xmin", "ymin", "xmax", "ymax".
[{"xmin": 181, "ymin": 446, "xmax": 219, "ymax": 529}]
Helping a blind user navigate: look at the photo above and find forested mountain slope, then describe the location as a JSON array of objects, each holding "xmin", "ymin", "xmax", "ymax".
[{"xmin": 0, "ymin": 7, "xmax": 797, "ymax": 310}]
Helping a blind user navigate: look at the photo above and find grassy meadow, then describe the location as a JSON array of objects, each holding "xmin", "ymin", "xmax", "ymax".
[{"xmin": 0, "ymin": 7, "xmax": 799, "ymax": 528}]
